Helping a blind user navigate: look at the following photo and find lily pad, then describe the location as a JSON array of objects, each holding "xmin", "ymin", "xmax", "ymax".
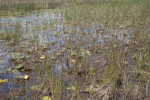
[
  {"xmin": 43, "ymin": 96, "xmax": 52, "ymax": 100},
  {"xmin": 51, "ymin": 56, "xmax": 56, "ymax": 60},
  {"xmin": 26, "ymin": 55, "xmax": 30, "ymax": 58},
  {"xmin": 0, "ymin": 65, "xmax": 5, "ymax": 68},
  {"xmin": 15, "ymin": 64, "xmax": 23, "ymax": 69},
  {"xmin": 31, "ymin": 85, "xmax": 41, "ymax": 91},
  {"xmin": 86, "ymin": 50, "xmax": 92, "ymax": 55},
  {"xmin": 0, "ymin": 79, "xmax": 8, "ymax": 84},
  {"xmin": 40, "ymin": 55, "xmax": 46, "ymax": 60},
  {"xmin": 56, "ymin": 52, "xmax": 62, "ymax": 56},
  {"xmin": 6, "ymin": 68, "xmax": 11, "ymax": 71},
  {"xmin": 0, "ymin": 40, "xmax": 5, "ymax": 42},
  {"xmin": 12, "ymin": 70, "xmax": 20, "ymax": 74},
  {"xmin": 23, "ymin": 75, "xmax": 30, "ymax": 80},
  {"xmin": 123, "ymin": 33, "xmax": 128, "ymax": 37},
  {"xmin": 10, "ymin": 53, "xmax": 21, "ymax": 56},
  {"xmin": 94, "ymin": 60, "xmax": 101, "ymax": 63},
  {"xmin": 71, "ymin": 59, "xmax": 76, "ymax": 64},
  {"xmin": 0, "ymin": 60, "xmax": 5, "ymax": 63},
  {"xmin": 67, "ymin": 86, "xmax": 76, "ymax": 91},
  {"xmin": 14, "ymin": 75, "xmax": 24, "ymax": 79}
]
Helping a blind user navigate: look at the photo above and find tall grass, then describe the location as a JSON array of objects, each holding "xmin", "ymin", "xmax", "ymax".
[
  {"xmin": 63, "ymin": 0, "xmax": 150, "ymax": 99},
  {"xmin": 0, "ymin": 0, "xmax": 95, "ymax": 16},
  {"xmin": 0, "ymin": 0, "xmax": 150, "ymax": 99}
]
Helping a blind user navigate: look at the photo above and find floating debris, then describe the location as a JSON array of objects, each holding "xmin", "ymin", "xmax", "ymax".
[
  {"xmin": 6, "ymin": 68, "xmax": 11, "ymax": 72},
  {"xmin": 94, "ymin": 60, "xmax": 101, "ymax": 63},
  {"xmin": 67, "ymin": 86, "xmax": 76, "ymax": 91},
  {"xmin": 10, "ymin": 53, "xmax": 21, "ymax": 56},
  {"xmin": 0, "ymin": 65, "xmax": 5, "ymax": 68},
  {"xmin": 71, "ymin": 59, "xmax": 76, "ymax": 64},
  {"xmin": 40, "ymin": 55, "xmax": 46, "ymax": 60},
  {"xmin": 0, "ymin": 79, "xmax": 8, "ymax": 84},
  {"xmin": 31, "ymin": 85, "xmax": 41, "ymax": 91},
  {"xmin": 0, "ymin": 60, "xmax": 5, "ymax": 63},
  {"xmin": 43, "ymin": 96, "xmax": 52, "ymax": 100},
  {"xmin": 15, "ymin": 64, "xmax": 23, "ymax": 69},
  {"xmin": 86, "ymin": 50, "xmax": 92, "ymax": 55},
  {"xmin": 23, "ymin": 75, "xmax": 30, "ymax": 80},
  {"xmin": 11, "ymin": 70, "xmax": 20, "ymax": 74},
  {"xmin": 123, "ymin": 33, "xmax": 128, "ymax": 37}
]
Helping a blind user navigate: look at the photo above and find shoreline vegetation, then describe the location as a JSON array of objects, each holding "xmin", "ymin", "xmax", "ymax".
[
  {"xmin": 0, "ymin": 0, "xmax": 150, "ymax": 100},
  {"xmin": 0, "ymin": 0, "xmax": 94, "ymax": 16}
]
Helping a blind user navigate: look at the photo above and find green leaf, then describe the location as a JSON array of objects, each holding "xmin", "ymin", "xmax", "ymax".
[
  {"xmin": 0, "ymin": 40, "xmax": 5, "ymax": 42},
  {"xmin": 0, "ymin": 65, "xmax": 5, "ymax": 68},
  {"xmin": 42, "ymin": 96, "xmax": 52, "ymax": 100},
  {"xmin": 40, "ymin": 55, "xmax": 46, "ymax": 60},
  {"xmin": 0, "ymin": 79, "xmax": 8, "ymax": 84},
  {"xmin": 31, "ymin": 85, "xmax": 41, "ymax": 91},
  {"xmin": 67, "ymin": 86, "xmax": 76, "ymax": 91},
  {"xmin": 10, "ymin": 53, "xmax": 21, "ymax": 56},
  {"xmin": 15, "ymin": 64, "xmax": 23, "ymax": 69},
  {"xmin": 6, "ymin": 68, "xmax": 11, "ymax": 71},
  {"xmin": 0, "ymin": 60, "xmax": 5, "ymax": 63},
  {"xmin": 12, "ymin": 70, "xmax": 20, "ymax": 74},
  {"xmin": 86, "ymin": 50, "xmax": 91, "ymax": 55},
  {"xmin": 14, "ymin": 75, "xmax": 24, "ymax": 79}
]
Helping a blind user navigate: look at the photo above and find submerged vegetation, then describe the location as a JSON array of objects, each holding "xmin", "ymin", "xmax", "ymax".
[{"xmin": 0, "ymin": 0, "xmax": 150, "ymax": 100}]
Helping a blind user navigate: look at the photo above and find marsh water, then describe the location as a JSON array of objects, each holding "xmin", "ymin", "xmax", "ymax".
[{"xmin": 0, "ymin": 9, "xmax": 133, "ymax": 99}]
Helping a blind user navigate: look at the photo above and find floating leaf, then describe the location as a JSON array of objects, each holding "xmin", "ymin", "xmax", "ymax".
[
  {"xmin": 132, "ymin": 54, "xmax": 137, "ymax": 59},
  {"xmin": 56, "ymin": 52, "xmax": 62, "ymax": 56},
  {"xmin": 61, "ymin": 48, "xmax": 65, "ymax": 53},
  {"xmin": 0, "ymin": 79, "xmax": 8, "ymax": 84},
  {"xmin": 81, "ymin": 48, "xmax": 86, "ymax": 57},
  {"xmin": 86, "ymin": 50, "xmax": 91, "ymax": 55},
  {"xmin": 17, "ymin": 55, "xmax": 25, "ymax": 59},
  {"xmin": 67, "ymin": 86, "xmax": 76, "ymax": 91},
  {"xmin": 43, "ymin": 96, "xmax": 52, "ymax": 100},
  {"xmin": 6, "ymin": 68, "xmax": 11, "ymax": 71},
  {"xmin": 15, "ymin": 64, "xmax": 23, "ymax": 69},
  {"xmin": 0, "ymin": 60, "xmax": 5, "ymax": 63},
  {"xmin": 23, "ymin": 75, "xmax": 29, "ymax": 80},
  {"xmin": 71, "ymin": 59, "xmax": 76, "ymax": 64},
  {"xmin": 40, "ymin": 55, "xmax": 46, "ymax": 60},
  {"xmin": 123, "ymin": 33, "xmax": 128, "ymax": 37},
  {"xmin": 124, "ymin": 61, "xmax": 128, "ymax": 65},
  {"xmin": 51, "ymin": 56, "xmax": 56, "ymax": 60},
  {"xmin": 12, "ymin": 70, "xmax": 20, "ymax": 74},
  {"xmin": 70, "ymin": 50, "xmax": 77, "ymax": 56},
  {"xmin": 126, "ymin": 40, "xmax": 130, "ymax": 45},
  {"xmin": 113, "ymin": 44, "xmax": 117, "ymax": 48},
  {"xmin": 26, "ymin": 55, "xmax": 30, "ymax": 58},
  {"xmin": 120, "ymin": 25, "xmax": 124, "ymax": 29},
  {"xmin": 94, "ymin": 60, "xmax": 101, "ymax": 63},
  {"xmin": 31, "ymin": 85, "xmax": 41, "ymax": 91},
  {"xmin": 0, "ymin": 65, "xmax": 5, "ymax": 68},
  {"xmin": 0, "ymin": 40, "xmax": 5, "ymax": 42},
  {"xmin": 14, "ymin": 75, "xmax": 24, "ymax": 79},
  {"xmin": 10, "ymin": 53, "xmax": 21, "ymax": 56},
  {"xmin": 88, "ymin": 90, "xmax": 95, "ymax": 95}
]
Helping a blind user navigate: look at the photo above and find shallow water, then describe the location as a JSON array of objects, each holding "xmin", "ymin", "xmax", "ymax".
[{"xmin": 0, "ymin": 9, "xmax": 133, "ymax": 99}]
